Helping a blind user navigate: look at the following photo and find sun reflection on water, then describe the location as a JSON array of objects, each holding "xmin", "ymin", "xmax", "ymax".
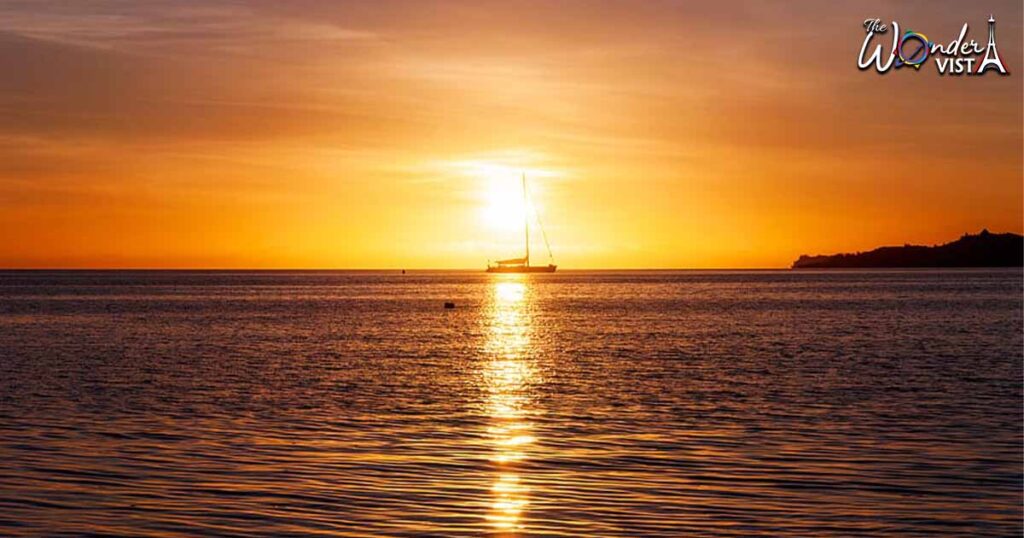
[{"xmin": 483, "ymin": 276, "xmax": 536, "ymax": 534}]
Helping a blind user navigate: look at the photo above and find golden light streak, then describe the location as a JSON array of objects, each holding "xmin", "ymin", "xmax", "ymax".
[{"xmin": 482, "ymin": 275, "xmax": 537, "ymax": 534}]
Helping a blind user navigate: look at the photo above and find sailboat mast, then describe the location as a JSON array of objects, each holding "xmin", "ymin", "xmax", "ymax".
[{"xmin": 522, "ymin": 173, "xmax": 529, "ymax": 266}]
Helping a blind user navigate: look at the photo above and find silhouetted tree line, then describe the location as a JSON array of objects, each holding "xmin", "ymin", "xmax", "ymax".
[{"xmin": 792, "ymin": 229, "xmax": 1023, "ymax": 268}]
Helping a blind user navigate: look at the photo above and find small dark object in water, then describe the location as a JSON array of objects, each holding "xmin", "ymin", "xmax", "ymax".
[
  {"xmin": 444, "ymin": 302, "xmax": 455, "ymax": 309},
  {"xmin": 401, "ymin": 269, "xmax": 406, "ymax": 274}
]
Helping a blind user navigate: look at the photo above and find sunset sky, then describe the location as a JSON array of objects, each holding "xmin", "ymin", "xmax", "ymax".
[{"xmin": 0, "ymin": 0, "xmax": 1021, "ymax": 269}]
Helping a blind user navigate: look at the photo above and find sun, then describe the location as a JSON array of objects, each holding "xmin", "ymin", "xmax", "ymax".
[
  {"xmin": 445, "ymin": 157, "xmax": 555, "ymax": 232},
  {"xmin": 482, "ymin": 171, "xmax": 527, "ymax": 231},
  {"xmin": 452, "ymin": 161, "xmax": 527, "ymax": 231}
]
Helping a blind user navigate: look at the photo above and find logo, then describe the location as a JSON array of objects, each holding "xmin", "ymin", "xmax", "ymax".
[{"xmin": 859, "ymin": 16, "xmax": 1008, "ymax": 75}]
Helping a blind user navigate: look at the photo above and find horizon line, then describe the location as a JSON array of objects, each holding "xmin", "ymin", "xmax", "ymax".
[
  {"xmin": 2, "ymin": 266, "xmax": 1018, "ymax": 272},
  {"xmin": 0, "ymin": 266, "xmax": 792, "ymax": 272}
]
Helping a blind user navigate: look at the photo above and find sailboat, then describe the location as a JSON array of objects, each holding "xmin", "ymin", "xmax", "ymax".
[{"xmin": 486, "ymin": 174, "xmax": 557, "ymax": 273}]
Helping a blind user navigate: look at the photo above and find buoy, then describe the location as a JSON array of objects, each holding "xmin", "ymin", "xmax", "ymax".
[{"xmin": 444, "ymin": 302, "xmax": 455, "ymax": 309}]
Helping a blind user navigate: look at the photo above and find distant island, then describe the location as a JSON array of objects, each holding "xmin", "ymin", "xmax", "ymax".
[{"xmin": 792, "ymin": 229, "xmax": 1024, "ymax": 269}]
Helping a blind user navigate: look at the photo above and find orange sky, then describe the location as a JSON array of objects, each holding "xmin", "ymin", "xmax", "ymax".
[{"xmin": 0, "ymin": 0, "xmax": 1021, "ymax": 268}]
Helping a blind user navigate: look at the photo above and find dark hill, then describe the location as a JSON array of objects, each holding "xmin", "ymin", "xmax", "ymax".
[{"xmin": 792, "ymin": 229, "xmax": 1023, "ymax": 269}]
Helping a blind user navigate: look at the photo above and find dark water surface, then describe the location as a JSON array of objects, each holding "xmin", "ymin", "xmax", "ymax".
[{"xmin": 0, "ymin": 269, "xmax": 1021, "ymax": 536}]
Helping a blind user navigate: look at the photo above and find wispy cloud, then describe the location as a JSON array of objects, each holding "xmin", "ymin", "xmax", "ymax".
[{"xmin": 0, "ymin": 1, "xmax": 377, "ymax": 53}]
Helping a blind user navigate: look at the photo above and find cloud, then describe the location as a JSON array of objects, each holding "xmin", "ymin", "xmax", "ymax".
[{"xmin": 0, "ymin": 1, "xmax": 377, "ymax": 53}]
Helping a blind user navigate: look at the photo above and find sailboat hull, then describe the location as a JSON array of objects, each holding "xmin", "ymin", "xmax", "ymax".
[{"xmin": 486, "ymin": 264, "xmax": 557, "ymax": 273}]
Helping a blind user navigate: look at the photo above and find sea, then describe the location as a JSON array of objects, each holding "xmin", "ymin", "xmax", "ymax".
[{"xmin": 0, "ymin": 269, "xmax": 1021, "ymax": 537}]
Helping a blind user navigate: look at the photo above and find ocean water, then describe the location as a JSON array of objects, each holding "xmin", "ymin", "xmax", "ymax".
[{"xmin": 0, "ymin": 269, "xmax": 1020, "ymax": 537}]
